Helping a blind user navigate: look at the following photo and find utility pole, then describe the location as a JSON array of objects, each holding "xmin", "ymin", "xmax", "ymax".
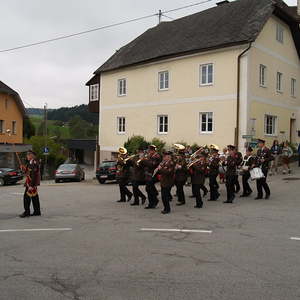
[
  {"xmin": 43, "ymin": 103, "xmax": 49, "ymax": 179},
  {"xmin": 158, "ymin": 10, "xmax": 162, "ymax": 24}
]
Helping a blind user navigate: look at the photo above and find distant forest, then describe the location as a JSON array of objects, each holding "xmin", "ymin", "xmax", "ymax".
[{"xmin": 27, "ymin": 104, "xmax": 99, "ymax": 125}]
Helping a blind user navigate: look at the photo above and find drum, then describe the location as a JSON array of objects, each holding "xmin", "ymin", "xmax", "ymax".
[{"xmin": 250, "ymin": 167, "xmax": 265, "ymax": 180}]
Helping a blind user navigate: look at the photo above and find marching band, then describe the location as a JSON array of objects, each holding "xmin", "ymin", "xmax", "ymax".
[{"xmin": 115, "ymin": 139, "xmax": 274, "ymax": 214}]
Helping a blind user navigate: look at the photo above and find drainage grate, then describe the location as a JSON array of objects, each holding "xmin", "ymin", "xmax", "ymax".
[{"xmin": 282, "ymin": 178, "xmax": 300, "ymax": 181}]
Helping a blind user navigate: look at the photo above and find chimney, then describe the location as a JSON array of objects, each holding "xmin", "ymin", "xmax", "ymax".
[{"xmin": 216, "ymin": 0, "xmax": 229, "ymax": 6}]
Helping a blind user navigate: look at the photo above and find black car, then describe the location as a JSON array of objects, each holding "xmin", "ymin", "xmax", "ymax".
[
  {"xmin": 0, "ymin": 168, "xmax": 23, "ymax": 186},
  {"xmin": 96, "ymin": 161, "xmax": 117, "ymax": 184}
]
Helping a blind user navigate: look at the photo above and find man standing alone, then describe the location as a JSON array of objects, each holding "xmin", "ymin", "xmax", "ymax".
[{"xmin": 19, "ymin": 151, "xmax": 41, "ymax": 218}]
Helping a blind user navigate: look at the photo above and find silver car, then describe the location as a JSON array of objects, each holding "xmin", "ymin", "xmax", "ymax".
[{"xmin": 55, "ymin": 164, "xmax": 85, "ymax": 183}]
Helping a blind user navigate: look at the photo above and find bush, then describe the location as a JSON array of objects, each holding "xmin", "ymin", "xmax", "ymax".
[
  {"xmin": 124, "ymin": 135, "xmax": 150, "ymax": 154},
  {"xmin": 150, "ymin": 138, "xmax": 166, "ymax": 154},
  {"xmin": 191, "ymin": 143, "xmax": 200, "ymax": 152}
]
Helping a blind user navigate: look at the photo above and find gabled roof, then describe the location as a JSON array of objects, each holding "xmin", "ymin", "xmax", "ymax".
[
  {"xmin": 94, "ymin": 0, "xmax": 300, "ymax": 74},
  {"xmin": 0, "ymin": 81, "xmax": 26, "ymax": 117}
]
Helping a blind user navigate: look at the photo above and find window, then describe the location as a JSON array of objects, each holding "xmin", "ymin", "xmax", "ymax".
[
  {"xmin": 291, "ymin": 78, "xmax": 296, "ymax": 97},
  {"xmin": 264, "ymin": 115, "xmax": 277, "ymax": 136},
  {"xmin": 12, "ymin": 121, "xmax": 16, "ymax": 135},
  {"xmin": 276, "ymin": 23, "xmax": 284, "ymax": 43},
  {"xmin": 89, "ymin": 84, "xmax": 99, "ymax": 101},
  {"xmin": 200, "ymin": 112, "xmax": 213, "ymax": 133},
  {"xmin": 259, "ymin": 64, "xmax": 267, "ymax": 87},
  {"xmin": 0, "ymin": 120, "xmax": 4, "ymax": 134},
  {"xmin": 276, "ymin": 72, "xmax": 283, "ymax": 92},
  {"xmin": 200, "ymin": 63, "xmax": 214, "ymax": 85},
  {"xmin": 158, "ymin": 71, "xmax": 169, "ymax": 90},
  {"xmin": 118, "ymin": 79, "xmax": 127, "ymax": 96},
  {"xmin": 117, "ymin": 117, "xmax": 126, "ymax": 134},
  {"xmin": 157, "ymin": 115, "xmax": 168, "ymax": 134}
]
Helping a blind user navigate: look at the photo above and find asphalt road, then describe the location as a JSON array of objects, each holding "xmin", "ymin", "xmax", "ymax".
[{"xmin": 0, "ymin": 166, "xmax": 300, "ymax": 300}]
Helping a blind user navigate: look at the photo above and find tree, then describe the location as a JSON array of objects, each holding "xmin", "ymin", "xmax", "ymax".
[
  {"xmin": 23, "ymin": 118, "xmax": 35, "ymax": 139},
  {"xmin": 124, "ymin": 135, "xmax": 150, "ymax": 154},
  {"xmin": 150, "ymin": 138, "xmax": 166, "ymax": 154},
  {"xmin": 69, "ymin": 115, "xmax": 89, "ymax": 139}
]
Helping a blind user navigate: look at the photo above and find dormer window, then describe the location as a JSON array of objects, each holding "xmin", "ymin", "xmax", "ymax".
[
  {"xmin": 276, "ymin": 23, "xmax": 284, "ymax": 44},
  {"xmin": 90, "ymin": 84, "xmax": 99, "ymax": 101}
]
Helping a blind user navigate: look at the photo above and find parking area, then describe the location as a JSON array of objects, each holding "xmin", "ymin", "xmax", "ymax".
[{"xmin": 0, "ymin": 166, "xmax": 300, "ymax": 300}]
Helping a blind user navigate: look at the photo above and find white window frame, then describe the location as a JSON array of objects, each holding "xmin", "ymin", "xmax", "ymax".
[
  {"xmin": 157, "ymin": 115, "xmax": 168, "ymax": 135},
  {"xmin": 117, "ymin": 79, "xmax": 127, "ymax": 97},
  {"xmin": 12, "ymin": 121, "xmax": 17, "ymax": 135},
  {"xmin": 291, "ymin": 78, "xmax": 296, "ymax": 97},
  {"xmin": 276, "ymin": 72, "xmax": 283, "ymax": 93},
  {"xmin": 264, "ymin": 115, "xmax": 277, "ymax": 136},
  {"xmin": 158, "ymin": 71, "xmax": 169, "ymax": 91},
  {"xmin": 117, "ymin": 117, "xmax": 126, "ymax": 134},
  {"xmin": 0, "ymin": 120, "xmax": 4, "ymax": 134},
  {"xmin": 200, "ymin": 63, "xmax": 214, "ymax": 86},
  {"xmin": 199, "ymin": 112, "xmax": 214, "ymax": 134},
  {"xmin": 89, "ymin": 84, "xmax": 99, "ymax": 102},
  {"xmin": 276, "ymin": 23, "xmax": 284, "ymax": 44},
  {"xmin": 259, "ymin": 64, "xmax": 267, "ymax": 87}
]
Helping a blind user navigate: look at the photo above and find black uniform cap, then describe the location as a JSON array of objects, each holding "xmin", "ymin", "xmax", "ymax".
[
  {"xmin": 27, "ymin": 150, "xmax": 37, "ymax": 156},
  {"xmin": 148, "ymin": 145, "xmax": 157, "ymax": 151},
  {"xmin": 227, "ymin": 145, "xmax": 236, "ymax": 151},
  {"xmin": 247, "ymin": 146, "xmax": 253, "ymax": 152},
  {"xmin": 257, "ymin": 139, "xmax": 265, "ymax": 144},
  {"xmin": 163, "ymin": 150, "xmax": 173, "ymax": 156}
]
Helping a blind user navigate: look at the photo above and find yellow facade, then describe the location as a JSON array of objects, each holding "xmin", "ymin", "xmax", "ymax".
[
  {"xmin": 99, "ymin": 16, "xmax": 300, "ymax": 159},
  {"xmin": 0, "ymin": 93, "xmax": 24, "ymax": 144}
]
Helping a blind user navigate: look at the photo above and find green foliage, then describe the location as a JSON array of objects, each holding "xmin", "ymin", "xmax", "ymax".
[
  {"xmin": 25, "ymin": 136, "xmax": 67, "ymax": 172},
  {"xmin": 191, "ymin": 143, "xmax": 200, "ymax": 152},
  {"xmin": 23, "ymin": 118, "xmax": 35, "ymax": 139},
  {"xmin": 124, "ymin": 135, "xmax": 150, "ymax": 154},
  {"xmin": 69, "ymin": 115, "xmax": 97, "ymax": 139},
  {"xmin": 150, "ymin": 138, "xmax": 166, "ymax": 154},
  {"xmin": 47, "ymin": 104, "xmax": 98, "ymax": 125}
]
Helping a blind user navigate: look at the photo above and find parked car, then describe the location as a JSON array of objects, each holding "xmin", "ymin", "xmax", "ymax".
[
  {"xmin": 96, "ymin": 160, "xmax": 117, "ymax": 184},
  {"xmin": 55, "ymin": 164, "xmax": 85, "ymax": 183},
  {"xmin": 0, "ymin": 168, "xmax": 23, "ymax": 186}
]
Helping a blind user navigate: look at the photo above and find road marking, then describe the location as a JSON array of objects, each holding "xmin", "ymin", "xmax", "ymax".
[
  {"xmin": 290, "ymin": 237, "xmax": 300, "ymax": 241},
  {"xmin": 140, "ymin": 228, "xmax": 212, "ymax": 234},
  {"xmin": 0, "ymin": 228, "xmax": 72, "ymax": 233}
]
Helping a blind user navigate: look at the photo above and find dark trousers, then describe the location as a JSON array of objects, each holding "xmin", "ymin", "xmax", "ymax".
[
  {"xmin": 242, "ymin": 172, "xmax": 252, "ymax": 195},
  {"xmin": 256, "ymin": 169, "xmax": 270, "ymax": 197},
  {"xmin": 145, "ymin": 179, "xmax": 158, "ymax": 207},
  {"xmin": 192, "ymin": 184, "xmax": 203, "ymax": 207},
  {"xmin": 209, "ymin": 174, "xmax": 219, "ymax": 200},
  {"xmin": 161, "ymin": 186, "xmax": 172, "ymax": 212},
  {"xmin": 119, "ymin": 182, "xmax": 132, "ymax": 201},
  {"xmin": 132, "ymin": 181, "xmax": 146, "ymax": 204},
  {"xmin": 225, "ymin": 175, "xmax": 235, "ymax": 202},
  {"xmin": 175, "ymin": 182, "xmax": 185, "ymax": 204},
  {"xmin": 234, "ymin": 175, "xmax": 240, "ymax": 192},
  {"xmin": 192, "ymin": 183, "xmax": 208, "ymax": 197},
  {"xmin": 23, "ymin": 189, "xmax": 40, "ymax": 215},
  {"xmin": 298, "ymin": 154, "xmax": 300, "ymax": 167}
]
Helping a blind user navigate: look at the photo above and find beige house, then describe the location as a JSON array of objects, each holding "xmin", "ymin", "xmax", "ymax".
[{"xmin": 87, "ymin": 0, "xmax": 300, "ymax": 160}]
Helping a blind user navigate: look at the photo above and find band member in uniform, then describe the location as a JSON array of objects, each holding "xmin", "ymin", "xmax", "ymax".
[
  {"xmin": 240, "ymin": 147, "xmax": 255, "ymax": 197},
  {"xmin": 174, "ymin": 145, "xmax": 188, "ymax": 206},
  {"xmin": 130, "ymin": 148, "xmax": 147, "ymax": 206},
  {"xmin": 19, "ymin": 150, "xmax": 41, "ymax": 218},
  {"xmin": 223, "ymin": 145, "xmax": 238, "ymax": 203},
  {"xmin": 139, "ymin": 145, "xmax": 161, "ymax": 209},
  {"xmin": 189, "ymin": 152, "xmax": 208, "ymax": 208},
  {"xmin": 208, "ymin": 147, "xmax": 220, "ymax": 201},
  {"xmin": 116, "ymin": 147, "xmax": 133, "ymax": 203},
  {"xmin": 233, "ymin": 147, "xmax": 243, "ymax": 193},
  {"xmin": 254, "ymin": 139, "xmax": 273, "ymax": 199},
  {"xmin": 156, "ymin": 151, "xmax": 175, "ymax": 214}
]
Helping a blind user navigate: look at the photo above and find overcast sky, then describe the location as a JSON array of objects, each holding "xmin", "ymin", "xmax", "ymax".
[{"xmin": 0, "ymin": 0, "xmax": 297, "ymax": 109}]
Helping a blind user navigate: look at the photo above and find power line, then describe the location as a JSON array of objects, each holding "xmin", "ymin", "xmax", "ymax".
[
  {"xmin": 0, "ymin": 0, "xmax": 216, "ymax": 53},
  {"xmin": 162, "ymin": 14, "xmax": 175, "ymax": 21}
]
